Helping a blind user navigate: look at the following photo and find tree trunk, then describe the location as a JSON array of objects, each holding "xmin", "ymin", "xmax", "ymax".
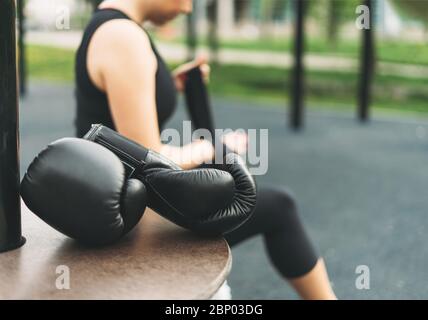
[
  {"xmin": 207, "ymin": 0, "xmax": 220, "ymax": 65},
  {"xmin": 327, "ymin": 0, "xmax": 340, "ymax": 46}
]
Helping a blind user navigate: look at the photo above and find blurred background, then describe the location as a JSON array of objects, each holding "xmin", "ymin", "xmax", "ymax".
[
  {"xmin": 16, "ymin": 0, "xmax": 428, "ymax": 299},
  {"xmin": 23, "ymin": 0, "xmax": 428, "ymax": 116}
]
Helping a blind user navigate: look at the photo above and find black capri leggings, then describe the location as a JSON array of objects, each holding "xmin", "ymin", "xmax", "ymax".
[{"xmin": 224, "ymin": 185, "xmax": 319, "ymax": 279}]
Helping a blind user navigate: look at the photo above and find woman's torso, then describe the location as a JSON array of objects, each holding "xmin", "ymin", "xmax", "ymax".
[{"xmin": 75, "ymin": 8, "xmax": 177, "ymax": 138}]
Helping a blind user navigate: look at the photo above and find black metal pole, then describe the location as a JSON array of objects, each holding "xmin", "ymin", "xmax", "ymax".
[
  {"xmin": 357, "ymin": 0, "xmax": 375, "ymax": 122},
  {"xmin": 0, "ymin": 0, "xmax": 25, "ymax": 253},
  {"xmin": 289, "ymin": 0, "xmax": 306, "ymax": 130},
  {"xmin": 17, "ymin": 0, "xmax": 27, "ymax": 96},
  {"xmin": 186, "ymin": 2, "xmax": 198, "ymax": 61},
  {"xmin": 207, "ymin": 0, "xmax": 219, "ymax": 65}
]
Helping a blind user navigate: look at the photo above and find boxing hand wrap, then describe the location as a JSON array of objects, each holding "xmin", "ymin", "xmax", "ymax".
[
  {"xmin": 21, "ymin": 138, "xmax": 147, "ymax": 245},
  {"xmin": 84, "ymin": 124, "xmax": 257, "ymax": 235},
  {"xmin": 184, "ymin": 66, "xmax": 236, "ymax": 159}
]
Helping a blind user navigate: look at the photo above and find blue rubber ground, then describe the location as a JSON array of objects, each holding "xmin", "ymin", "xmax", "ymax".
[{"xmin": 20, "ymin": 82, "xmax": 428, "ymax": 299}]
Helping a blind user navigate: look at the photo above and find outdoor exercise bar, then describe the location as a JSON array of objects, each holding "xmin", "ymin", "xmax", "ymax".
[
  {"xmin": 290, "ymin": 0, "xmax": 306, "ymax": 130},
  {"xmin": 0, "ymin": 0, "xmax": 25, "ymax": 253}
]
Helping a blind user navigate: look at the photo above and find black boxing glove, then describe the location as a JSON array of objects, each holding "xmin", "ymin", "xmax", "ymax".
[
  {"xmin": 21, "ymin": 138, "xmax": 147, "ymax": 245},
  {"xmin": 84, "ymin": 124, "xmax": 257, "ymax": 235}
]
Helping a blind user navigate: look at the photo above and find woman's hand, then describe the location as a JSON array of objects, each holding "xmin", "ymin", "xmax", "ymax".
[
  {"xmin": 222, "ymin": 131, "xmax": 248, "ymax": 155},
  {"xmin": 160, "ymin": 139, "xmax": 214, "ymax": 170},
  {"xmin": 159, "ymin": 132, "xmax": 247, "ymax": 169},
  {"xmin": 172, "ymin": 56, "xmax": 211, "ymax": 92}
]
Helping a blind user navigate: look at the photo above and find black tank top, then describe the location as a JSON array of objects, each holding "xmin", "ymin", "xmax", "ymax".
[{"xmin": 75, "ymin": 8, "xmax": 177, "ymax": 137}]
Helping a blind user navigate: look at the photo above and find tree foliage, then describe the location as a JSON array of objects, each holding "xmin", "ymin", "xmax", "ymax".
[{"xmin": 391, "ymin": 0, "xmax": 428, "ymax": 22}]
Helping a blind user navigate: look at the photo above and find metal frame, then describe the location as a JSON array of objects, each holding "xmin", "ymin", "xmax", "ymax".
[
  {"xmin": 0, "ymin": 0, "xmax": 25, "ymax": 253},
  {"xmin": 186, "ymin": 3, "xmax": 198, "ymax": 61},
  {"xmin": 17, "ymin": 0, "xmax": 27, "ymax": 96},
  {"xmin": 357, "ymin": 0, "xmax": 375, "ymax": 122},
  {"xmin": 289, "ymin": 0, "xmax": 306, "ymax": 130}
]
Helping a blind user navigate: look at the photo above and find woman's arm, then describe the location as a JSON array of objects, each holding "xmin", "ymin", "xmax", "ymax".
[{"xmin": 87, "ymin": 19, "xmax": 213, "ymax": 169}]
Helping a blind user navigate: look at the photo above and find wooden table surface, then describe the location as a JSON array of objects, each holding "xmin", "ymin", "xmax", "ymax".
[{"xmin": 0, "ymin": 202, "xmax": 231, "ymax": 300}]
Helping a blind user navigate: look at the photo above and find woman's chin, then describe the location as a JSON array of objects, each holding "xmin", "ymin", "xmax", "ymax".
[{"xmin": 150, "ymin": 14, "xmax": 179, "ymax": 26}]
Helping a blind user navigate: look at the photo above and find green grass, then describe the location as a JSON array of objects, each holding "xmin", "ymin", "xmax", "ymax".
[
  {"xmin": 162, "ymin": 36, "xmax": 428, "ymax": 66},
  {"xmin": 209, "ymin": 64, "xmax": 428, "ymax": 115},
  {"xmin": 27, "ymin": 44, "xmax": 428, "ymax": 117},
  {"xmin": 28, "ymin": 45, "xmax": 74, "ymax": 82}
]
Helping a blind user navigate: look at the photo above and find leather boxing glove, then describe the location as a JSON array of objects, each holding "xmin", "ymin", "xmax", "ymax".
[
  {"xmin": 84, "ymin": 124, "xmax": 257, "ymax": 235},
  {"xmin": 21, "ymin": 138, "xmax": 147, "ymax": 245}
]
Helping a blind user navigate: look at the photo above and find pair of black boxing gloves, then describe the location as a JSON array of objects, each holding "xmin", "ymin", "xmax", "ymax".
[{"xmin": 21, "ymin": 125, "xmax": 257, "ymax": 246}]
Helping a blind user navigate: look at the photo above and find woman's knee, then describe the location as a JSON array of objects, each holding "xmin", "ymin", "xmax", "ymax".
[
  {"xmin": 259, "ymin": 185, "xmax": 301, "ymax": 226},
  {"xmin": 266, "ymin": 185, "xmax": 298, "ymax": 211}
]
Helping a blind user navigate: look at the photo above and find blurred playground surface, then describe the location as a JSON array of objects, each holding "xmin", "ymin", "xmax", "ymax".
[{"xmin": 20, "ymin": 82, "xmax": 428, "ymax": 299}]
